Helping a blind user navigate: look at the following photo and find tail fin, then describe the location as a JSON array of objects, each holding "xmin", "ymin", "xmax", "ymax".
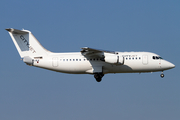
[{"xmin": 6, "ymin": 28, "xmax": 50, "ymax": 58}]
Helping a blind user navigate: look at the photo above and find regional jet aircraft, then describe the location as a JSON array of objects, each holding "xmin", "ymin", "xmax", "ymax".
[{"xmin": 6, "ymin": 28, "xmax": 175, "ymax": 82}]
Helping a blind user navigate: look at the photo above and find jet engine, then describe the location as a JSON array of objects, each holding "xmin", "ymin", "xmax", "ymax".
[{"xmin": 104, "ymin": 54, "xmax": 124, "ymax": 65}]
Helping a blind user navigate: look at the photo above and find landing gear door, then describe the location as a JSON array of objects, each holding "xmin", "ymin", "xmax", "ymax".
[{"xmin": 92, "ymin": 66, "xmax": 102, "ymax": 73}]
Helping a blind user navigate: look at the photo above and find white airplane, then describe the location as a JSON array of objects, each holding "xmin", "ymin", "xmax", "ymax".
[{"xmin": 6, "ymin": 28, "xmax": 175, "ymax": 82}]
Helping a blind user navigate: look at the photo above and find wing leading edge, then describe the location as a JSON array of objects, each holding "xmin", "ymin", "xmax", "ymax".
[{"xmin": 81, "ymin": 47, "xmax": 116, "ymax": 56}]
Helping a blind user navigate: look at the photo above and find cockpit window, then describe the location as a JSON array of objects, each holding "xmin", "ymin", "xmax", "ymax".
[
  {"xmin": 156, "ymin": 56, "xmax": 159, "ymax": 59},
  {"xmin": 159, "ymin": 57, "xmax": 163, "ymax": 59},
  {"xmin": 152, "ymin": 56, "xmax": 163, "ymax": 60}
]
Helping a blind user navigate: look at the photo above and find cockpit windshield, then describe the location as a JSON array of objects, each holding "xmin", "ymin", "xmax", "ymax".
[{"xmin": 152, "ymin": 56, "xmax": 163, "ymax": 60}]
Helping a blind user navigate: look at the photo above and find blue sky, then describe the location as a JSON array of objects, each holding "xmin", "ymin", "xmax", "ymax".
[{"xmin": 0, "ymin": 0, "xmax": 180, "ymax": 120}]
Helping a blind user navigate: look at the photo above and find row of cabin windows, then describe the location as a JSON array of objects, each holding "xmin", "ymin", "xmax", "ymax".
[
  {"xmin": 60, "ymin": 57, "xmax": 141, "ymax": 62},
  {"xmin": 126, "ymin": 57, "xmax": 141, "ymax": 60},
  {"xmin": 60, "ymin": 58, "xmax": 100, "ymax": 62},
  {"xmin": 60, "ymin": 56, "xmax": 162, "ymax": 61}
]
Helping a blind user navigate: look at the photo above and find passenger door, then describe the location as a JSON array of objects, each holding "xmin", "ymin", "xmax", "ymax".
[
  {"xmin": 52, "ymin": 57, "xmax": 58, "ymax": 67},
  {"xmin": 142, "ymin": 55, "xmax": 148, "ymax": 65}
]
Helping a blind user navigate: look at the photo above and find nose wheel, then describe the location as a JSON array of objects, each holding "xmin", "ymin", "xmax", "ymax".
[{"xmin": 160, "ymin": 72, "xmax": 164, "ymax": 78}]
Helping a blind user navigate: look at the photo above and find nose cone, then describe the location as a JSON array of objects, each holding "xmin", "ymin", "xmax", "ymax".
[
  {"xmin": 169, "ymin": 62, "xmax": 175, "ymax": 69},
  {"xmin": 161, "ymin": 60, "xmax": 175, "ymax": 70}
]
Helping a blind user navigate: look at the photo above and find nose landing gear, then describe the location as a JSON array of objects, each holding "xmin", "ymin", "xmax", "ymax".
[{"xmin": 160, "ymin": 71, "xmax": 164, "ymax": 78}]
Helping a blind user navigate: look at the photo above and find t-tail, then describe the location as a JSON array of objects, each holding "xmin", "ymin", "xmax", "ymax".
[{"xmin": 6, "ymin": 28, "xmax": 51, "ymax": 65}]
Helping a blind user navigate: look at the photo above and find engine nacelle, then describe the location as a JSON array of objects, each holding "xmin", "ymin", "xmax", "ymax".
[{"xmin": 104, "ymin": 54, "xmax": 124, "ymax": 65}]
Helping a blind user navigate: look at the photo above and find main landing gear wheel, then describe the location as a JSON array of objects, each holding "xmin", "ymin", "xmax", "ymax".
[
  {"xmin": 160, "ymin": 72, "xmax": 164, "ymax": 78},
  {"xmin": 94, "ymin": 73, "xmax": 104, "ymax": 82}
]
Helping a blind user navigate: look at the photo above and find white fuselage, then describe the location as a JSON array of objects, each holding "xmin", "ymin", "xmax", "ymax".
[
  {"xmin": 32, "ymin": 52, "xmax": 174, "ymax": 74},
  {"xmin": 6, "ymin": 28, "xmax": 175, "ymax": 81}
]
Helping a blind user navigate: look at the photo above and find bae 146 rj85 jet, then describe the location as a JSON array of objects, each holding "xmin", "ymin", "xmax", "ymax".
[{"xmin": 6, "ymin": 28, "xmax": 175, "ymax": 82}]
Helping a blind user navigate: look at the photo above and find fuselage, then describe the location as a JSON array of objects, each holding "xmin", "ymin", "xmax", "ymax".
[
  {"xmin": 33, "ymin": 51, "xmax": 175, "ymax": 74},
  {"xmin": 6, "ymin": 28, "xmax": 175, "ymax": 82}
]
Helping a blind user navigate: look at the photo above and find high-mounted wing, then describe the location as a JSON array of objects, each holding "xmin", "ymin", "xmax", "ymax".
[
  {"xmin": 81, "ymin": 47, "xmax": 115, "ymax": 56},
  {"xmin": 81, "ymin": 47, "xmax": 124, "ymax": 65}
]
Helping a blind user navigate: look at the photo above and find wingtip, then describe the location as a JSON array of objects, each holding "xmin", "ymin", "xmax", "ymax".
[{"xmin": 81, "ymin": 47, "xmax": 88, "ymax": 49}]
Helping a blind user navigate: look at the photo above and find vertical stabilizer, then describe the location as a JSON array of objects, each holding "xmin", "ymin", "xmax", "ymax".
[{"xmin": 6, "ymin": 28, "xmax": 50, "ymax": 58}]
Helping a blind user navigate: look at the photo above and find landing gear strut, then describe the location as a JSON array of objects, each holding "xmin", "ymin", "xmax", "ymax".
[
  {"xmin": 94, "ymin": 73, "xmax": 104, "ymax": 82},
  {"xmin": 160, "ymin": 71, "xmax": 164, "ymax": 78}
]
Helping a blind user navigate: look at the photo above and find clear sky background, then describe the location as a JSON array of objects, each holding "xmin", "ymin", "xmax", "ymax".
[{"xmin": 0, "ymin": 0, "xmax": 179, "ymax": 120}]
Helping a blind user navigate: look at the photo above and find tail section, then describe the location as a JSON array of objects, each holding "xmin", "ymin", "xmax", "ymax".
[{"xmin": 6, "ymin": 28, "xmax": 50, "ymax": 58}]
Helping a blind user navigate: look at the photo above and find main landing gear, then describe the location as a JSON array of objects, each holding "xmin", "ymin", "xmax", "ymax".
[
  {"xmin": 94, "ymin": 73, "xmax": 104, "ymax": 82},
  {"xmin": 160, "ymin": 71, "xmax": 164, "ymax": 78}
]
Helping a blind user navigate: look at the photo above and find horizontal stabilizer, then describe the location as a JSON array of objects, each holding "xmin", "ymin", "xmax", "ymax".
[{"xmin": 6, "ymin": 28, "xmax": 29, "ymax": 34}]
